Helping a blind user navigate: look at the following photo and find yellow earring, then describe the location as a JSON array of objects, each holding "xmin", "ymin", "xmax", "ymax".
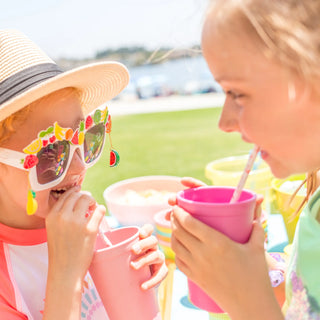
[{"xmin": 26, "ymin": 177, "xmax": 38, "ymax": 215}]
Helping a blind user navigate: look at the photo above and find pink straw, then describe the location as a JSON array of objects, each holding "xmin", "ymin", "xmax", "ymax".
[{"xmin": 230, "ymin": 145, "xmax": 260, "ymax": 203}]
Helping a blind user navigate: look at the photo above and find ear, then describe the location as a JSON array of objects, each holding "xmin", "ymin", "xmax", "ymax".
[{"xmin": 287, "ymin": 77, "xmax": 315, "ymax": 111}]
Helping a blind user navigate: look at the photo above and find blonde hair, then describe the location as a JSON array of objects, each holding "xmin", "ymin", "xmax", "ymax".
[
  {"xmin": 0, "ymin": 87, "xmax": 80, "ymax": 146},
  {"xmin": 207, "ymin": 0, "xmax": 320, "ymax": 83},
  {"xmin": 286, "ymin": 171, "xmax": 319, "ymax": 219},
  {"xmin": 207, "ymin": 1, "xmax": 320, "ymax": 214}
]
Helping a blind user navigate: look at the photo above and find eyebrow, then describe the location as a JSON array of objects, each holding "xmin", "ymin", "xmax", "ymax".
[{"xmin": 214, "ymin": 76, "xmax": 245, "ymax": 83}]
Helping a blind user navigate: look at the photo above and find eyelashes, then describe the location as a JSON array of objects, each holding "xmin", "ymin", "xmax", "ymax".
[{"xmin": 226, "ymin": 90, "xmax": 245, "ymax": 100}]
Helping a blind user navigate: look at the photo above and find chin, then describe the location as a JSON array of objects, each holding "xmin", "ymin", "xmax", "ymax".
[
  {"xmin": 33, "ymin": 206, "xmax": 50, "ymax": 219},
  {"xmin": 268, "ymin": 162, "xmax": 294, "ymax": 179}
]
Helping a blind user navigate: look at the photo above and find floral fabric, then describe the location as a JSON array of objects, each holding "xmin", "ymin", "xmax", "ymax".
[{"xmin": 284, "ymin": 188, "xmax": 320, "ymax": 319}]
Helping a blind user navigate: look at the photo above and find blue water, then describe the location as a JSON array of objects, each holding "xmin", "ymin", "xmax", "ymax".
[{"xmin": 123, "ymin": 56, "xmax": 222, "ymax": 97}]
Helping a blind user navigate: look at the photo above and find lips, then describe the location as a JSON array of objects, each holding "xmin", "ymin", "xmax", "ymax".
[
  {"xmin": 49, "ymin": 182, "xmax": 81, "ymax": 200},
  {"xmin": 50, "ymin": 187, "xmax": 68, "ymax": 200},
  {"xmin": 259, "ymin": 149, "xmax": 269, "ymax": 160}
]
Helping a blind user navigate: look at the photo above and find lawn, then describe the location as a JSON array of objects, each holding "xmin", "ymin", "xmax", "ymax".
[{"xmin": 82, "ymin": 106, "xmax": 252, "ymax": 206}]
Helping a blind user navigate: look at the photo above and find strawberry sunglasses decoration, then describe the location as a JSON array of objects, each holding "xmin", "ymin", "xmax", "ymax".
[{"xmin": 0, "ymin": 105, "xmax": 119, "ymax": 215}]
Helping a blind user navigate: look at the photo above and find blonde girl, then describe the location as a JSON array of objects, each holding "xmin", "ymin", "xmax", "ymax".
[{"xmin": 171, "ymin": 1, "xmax": 320, "ymax": 319}]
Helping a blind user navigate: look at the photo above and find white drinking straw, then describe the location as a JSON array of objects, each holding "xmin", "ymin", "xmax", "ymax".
[
  {"xmin": 230, "ymin": 145, "xmax": 260, "ymax": 203},
  {"xmin": 99, "ymin": 217, "xmax": 113, "ymax": 247}
]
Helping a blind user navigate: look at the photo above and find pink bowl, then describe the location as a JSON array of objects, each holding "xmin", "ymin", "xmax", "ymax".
[{"xmin": 103, "ymin": 176, "xmax": 185, "ymax": 226}]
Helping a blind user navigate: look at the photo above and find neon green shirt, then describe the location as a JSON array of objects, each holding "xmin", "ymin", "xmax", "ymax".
[{"xmin": 284, "ymin": 187, "xmax": 320, "ymax": 319}]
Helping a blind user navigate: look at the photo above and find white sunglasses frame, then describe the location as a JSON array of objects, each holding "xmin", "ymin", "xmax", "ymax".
[{"xmin": 0, "ymin": 131, "xmax": 106, "ymax": 191}]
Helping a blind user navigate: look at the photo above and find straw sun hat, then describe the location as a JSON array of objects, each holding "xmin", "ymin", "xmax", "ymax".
[{"xmin": 0, "ymin": 29, "xmax": 129, "ymax": 122}]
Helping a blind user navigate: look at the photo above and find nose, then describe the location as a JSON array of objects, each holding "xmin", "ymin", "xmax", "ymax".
[
  {"xmin": 218, "ymin": 96, "xmax": 241, "ymax": 133},
  {"xmin": 68, "ymin": 147, "xmax": 86, "ymax": 175}
]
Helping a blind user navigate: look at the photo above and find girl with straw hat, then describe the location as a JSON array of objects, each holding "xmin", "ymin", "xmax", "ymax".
[{"xmin": 0, "ymin": 29, "xmax": 166, "ymax": 319}]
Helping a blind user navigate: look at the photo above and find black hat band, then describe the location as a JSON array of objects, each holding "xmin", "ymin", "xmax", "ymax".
[{"xmin": 0, "ymin": 63, "xmax": 63, "ymax": 105}]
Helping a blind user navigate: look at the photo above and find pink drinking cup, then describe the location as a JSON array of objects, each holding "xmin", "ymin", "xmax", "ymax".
[
  {"xmin": 89, "ymin": 226, "xmax": 160, "ymax": 320},
  {"xmin": 176, "ymin": 186, "xmax": 256, "ymax": 313}
]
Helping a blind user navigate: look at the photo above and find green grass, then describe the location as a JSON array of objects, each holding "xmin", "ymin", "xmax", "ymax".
[{"xmin": 82, "ymin": 106, "xmax": 252, "ymax": 206}]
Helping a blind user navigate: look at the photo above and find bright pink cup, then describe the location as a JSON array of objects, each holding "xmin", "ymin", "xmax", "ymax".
[
  {"xmin": 89, "ymin": 226, "xmax": 160, "ymax": 320},
  {"xmin": 176, "ymin": 186, "xmax": 256, "ymax": 313}
]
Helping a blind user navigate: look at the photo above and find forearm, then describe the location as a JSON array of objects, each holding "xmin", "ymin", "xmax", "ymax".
[
  {"xmin": 42, "ymin": 269, "xmax": 83, "ymax": 320},
  {"xmin": 228, "ymin": 286, "xmax": 284, "ymax": 320}
]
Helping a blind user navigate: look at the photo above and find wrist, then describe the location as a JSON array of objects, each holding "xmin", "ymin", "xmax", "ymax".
[
  {"xmin": 228, "ymin": 285, "xmax": 284, "ymax": 320},
  {"xmin": 43, "ymin": 268, "xmax": 84, "ymax": 319}
]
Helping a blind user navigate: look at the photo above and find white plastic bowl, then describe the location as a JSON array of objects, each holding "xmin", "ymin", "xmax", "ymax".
[{"xmin": 103, "ymin": 175, "xmax": 185, "ymax": 226}]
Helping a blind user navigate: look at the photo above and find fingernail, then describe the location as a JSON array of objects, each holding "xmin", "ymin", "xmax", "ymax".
[
  {"xmin": 140, "ymin": 229, "xmax": 147, "ymax": 237},
  {"xmin": 130, "ymin": 261, "xmax": 139, "ymax": 269},
  {"xmin": 132, "ymin": 243, "xmax": 141, "ymax": 254},
  {"xmin": 141, "ymin": 283, "xmax": 148, "ymax": 290}
]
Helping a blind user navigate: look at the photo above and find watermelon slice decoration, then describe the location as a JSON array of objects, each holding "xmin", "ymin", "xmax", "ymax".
[
  {"xmin": 110, "ymin": 149, "xmax": 120, "ymax": 167},
  {"xmin": 71, "ymin": 129, "xmax": 79, "ymax": 145}
]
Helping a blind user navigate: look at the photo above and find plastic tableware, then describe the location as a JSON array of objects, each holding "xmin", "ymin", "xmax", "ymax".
[
  {"xmin": 89, "ymin": 226, "xmax": 160, "ymax": 320},
  {"xmin": 177, "ymin": 186, "xmax": 256, "ymax": 313}
]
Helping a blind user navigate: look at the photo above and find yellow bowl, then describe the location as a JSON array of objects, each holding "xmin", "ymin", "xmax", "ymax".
[
  {"xmin": 159, "ymin": 242, "xmax": 175, "ymax": 261},
  {"xmin": 205, "ymin": 155, "xmax": 273, "ymax": 209},
  {"xmin": 271, "ymin": 174, "xmax": 306, "ymax": 243},
  {"xmin": 208, "ymin": 313, "xmax": 231, "ymax": 319}
]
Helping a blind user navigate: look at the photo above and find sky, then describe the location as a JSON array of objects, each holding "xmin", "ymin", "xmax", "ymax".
[{"xmin": 0, "ymin": 0, "xmax": 209, "ymax": 60}]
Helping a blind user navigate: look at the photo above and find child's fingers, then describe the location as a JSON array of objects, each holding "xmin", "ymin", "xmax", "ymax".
[
  {"xmin": 164, "ymin": 208, "xmax": 173, "ymax": 221},
  {"xmin": 139, "ymin": 224, "xmax": 154, "ymax": 238},
  {"xmin": 168, "ymin": 194, "xmax": 177, "ymax": 206},
  {"xmin": 181, "ymin": 177, "xmax": 207, "ymax": 188},
  {"xmin": 248, "ymin": 220, "xmax": 266, "ymax": 249},
  {"xmin": 130, "ymin": 249, "xmax": 165, "ymax": 270},
  {"xmin": 168, "ymin": 177, "xmax": 206, "ymax": 206},
  {"xmin": 58, "ymin": 191, "xmax": 88, "ymax": 217},
  {"xmin": 254, "ymin": 194, "xmax": 264, "ymax": 220},
  {"xmin": 73, "ymin": 194, "xmax": 96, "ymax": 217},
  {"xmin": 132, "ymin": 235, "xmax": 158, "ymax": 255},
  {"xmin": 140, "ymin": 260, "xmax": 168, "ymax": 290},
  {"xmin": 170, "ymin": 210, "xmax": 198, "ymax": 254},
  {"xmin": 87, "ymin": 205, "xmax": 106, "ymax": 232},
  {"xmin": 171, "ymin": 205, "xmax": 205, "ymax": 242},
  {"xmin": 169, "ymin": 235, "xmax": 192, "ymax": 278},
  {"xmin": 170, "ymin": 230, "xmax": 191, "ymax": 260},
  {"xmin": 50, "ymin": 186, "xmax": 81, "ymax": 212},
  {"xmin": 172, "ymin": 205, "xmax": 232, "ymax": 253},
  {"xmin": 175, "ymin": 256, "xmax": 190, "ymax": 274}
]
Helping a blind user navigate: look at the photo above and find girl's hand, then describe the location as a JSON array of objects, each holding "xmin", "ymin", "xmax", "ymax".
[
  {"xmin": 131, "ymin": 224, "xmax": 168, "ymax": 290},
  {"xmin": 170, "ymin": 206, "xmax": 283, "ymax": 319},
  {"xmin": 46, "ymin": 186, "xmax": 104, "ymax": 281},
  {"xmin": 44, "ymin": 187, "xmax": 104, "ymax": 319},
  {"xmin": 168, "ymin": 177, "xmax": 206, "ymax": 207}
]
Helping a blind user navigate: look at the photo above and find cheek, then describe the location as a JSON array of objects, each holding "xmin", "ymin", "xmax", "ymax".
[
  {"xmin": 32, "ymin": 190, "xmax": 52, "ymax": 218},
  {"xmin": 239, "ymin": 100, "xmax": 284, "ymax": 143},
  {"xmin": 6, "ymin": 170, "xmax": 29, "ymax": 196}
]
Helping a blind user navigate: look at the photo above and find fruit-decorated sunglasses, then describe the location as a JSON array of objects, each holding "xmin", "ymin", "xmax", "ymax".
[{"xmin": 0, "ymin": 106, "xmax": 119, "ymax": 214}]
